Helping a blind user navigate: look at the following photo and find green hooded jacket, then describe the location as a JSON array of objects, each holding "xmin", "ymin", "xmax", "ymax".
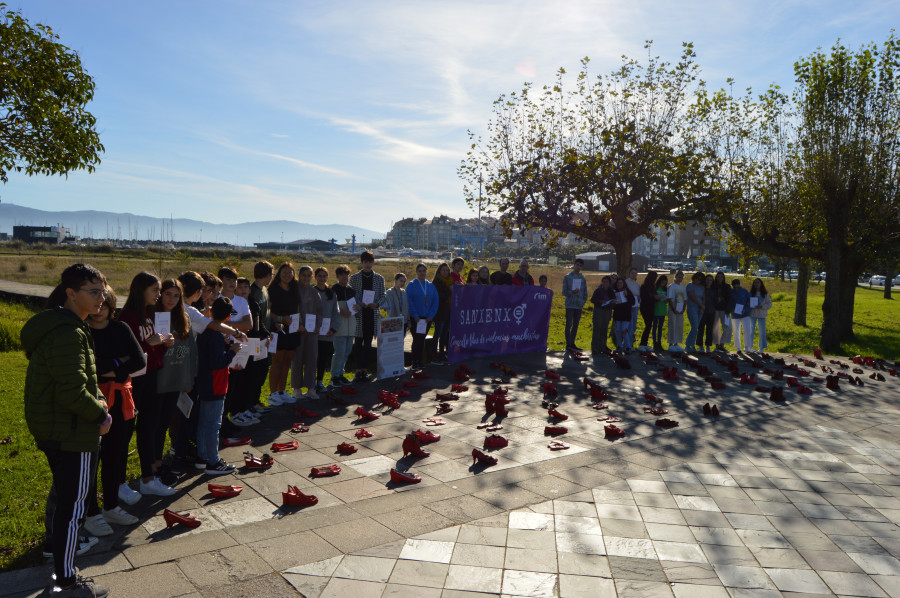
[{"xmin": 21, "ymin": 307, "xmax": 107, "ymax": 452}]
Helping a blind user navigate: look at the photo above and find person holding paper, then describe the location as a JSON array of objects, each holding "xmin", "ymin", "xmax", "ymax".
[
  {"xmin": 242, "ymin": 261, "xmax": 274, "ymax": 420},
  {"xmin": 314, "ymin": 267, "xmax": 340, "ymax": 392},
  {"xmin": 684, "ymin": 272, "xmax": 706, "ymax": 352},
  {"xmin": 349, "ymin": 251, "xmax": 385, "ymax": 382},
  {"xmin": 407, "ymin": 263, "xmax": 439, "ymax": 369},
  {"xmin": 291, "ymin": 265, "xmax": 323, "ymax": 399},
  {"xmin": 625, "ymin": 268, "xmax": 642, "ymax": 349},
  {"xmin": 590, "ymin": 276, "xmax": 615, "ymax": 353},
  {"xmin": 697, "ymin": 274, "xmax": 717, "ymax": 352},
  {"xmin": 611, "ymin": 278, "xmax": 636, "ymax": 352},
  {"xmin": 218, "ymin": 267, "xmax": 257, "ymax": 429},
  {"xmin": 118, "ymin": 272, "xmax": 176, "ymax": 497},
  {"xmin": 267, "ymin": 263, "xmax": 301, "ymax": 404},
  {"xmin": 562, "ymin": 258, "xmax": 588, "ymax": 353},
  {"xmin": 431, "ymin": 263, "xmax": 453, "ymax": 365},
  {"xmin": 637, "ymin": 271, "xmax": 659, "ymax": 351},
  {"xmin": 153, "ymin": 279, "xmax": 196, "ymax": 484},
  {"xmin": 650, "ymin": 275, "xmax": 670, "ymax": 352},
  {"xmin": 749, "ymin": 278, "xmax": 773, "ymax": 352},
  {"xmin": 712, "ymin": 271, "xmax": 734, "ymax": 351},
  {"xmin": 667, "ymin": 270, "xmax": 687, "ymax": 352},
  {"xmin": 730, "ymin": 279, "xmax": 752, "ymax": 352},
  {"xmin": 85, "ymin": 286, "xmax": 145, "ymax": 537},
  {"xmin": 195, "ymin": 297, "xmax": 242, "ymax": 477},
  {"xmin": 329, "ymin": 265, "xmax": 357, "ymax": 385}
]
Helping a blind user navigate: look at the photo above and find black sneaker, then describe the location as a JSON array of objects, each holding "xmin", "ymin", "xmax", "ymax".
[
  {"xmin": 332, "ymin": 375, "xmax": 350, "ymax": 386},
  {"xmin": 205, "ymin": 459, "xmax": 235, "ymax": 476},
  {"xmin": 53, "ymin": 576, "xmax": 110, "ymax": 597},
  {"xmin": 354, "ymin": 372, "xmax": 371, "ymax": 384},
  {"xmin": 156, "ymin": 465, "xmax": 178, "ymax": 487}
]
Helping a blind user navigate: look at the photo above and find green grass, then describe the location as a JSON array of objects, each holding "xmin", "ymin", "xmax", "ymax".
[{"xmin": 0, "ymin": 301, "xmax": 38, "ymax": 352}]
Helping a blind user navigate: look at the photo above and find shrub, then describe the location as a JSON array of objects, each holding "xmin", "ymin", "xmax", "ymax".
[{"xmin": 18, "ymin": 263, "xmax": 26, "ymax": 273}]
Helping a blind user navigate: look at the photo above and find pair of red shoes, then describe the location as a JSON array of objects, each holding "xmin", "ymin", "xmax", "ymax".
[
  {"xmin": 545, "ymin": 369, "xmax": 560, "ymax": 380},
  {"xmin": 870, "ymin": 372, "xmax": 886, "ymax": 382},
  {"xmin": 604, "ymin": 424, "xmax": 626, "ymax": 438},
  {"xmin": 656, "ymin": 418, "xmax": 679, "ymax": 428},
  {"xmin": 814, "ymin": 348, "xmax": 823, "ymax": 360},
  {"xmin": 472, "ymin": 449, "xmax": 498, "ymax": 466},
  {"xmin": 451, "ymin": 384, "xmax": 468, "ymax": 392},
  {"xmin": 644, "ymin": 407, "xmax": 667, "ymax": 415},
  {"xmin": 770, "ymin": 387, "xmax": 786, "ymax": 402},
  {"xmin": 589, "ymin": 386, "xmax": 609, "ymax": 400},
  {"xmin": 394, "ymin": 388, "xmax": 411, "ymax": 398},
  {"xmin": 208, "ymin": 483, "xmax": 242, "ymax": 498},
  {"xmin": 355, "ymin": 428, "xmax": 374, "ymax": 439},
  {"xmin": 337, "ymin": 442, "xmax": 357, "ymax": 454},
  {"xmin": 390, "ymin": 468, "xmax": 421, "ymax": 484},
  {"xmin": 484, "ymin": 434, "xmax": 508, "ymax": 448},
  {"xmin": 644, "ymin": 393, "xmax": 663, "ymax": 404},
  {"xmin": 544, "ymin": 426, "xmax": 567, "ymax": 436},
  {"xmin": 540, "ymin": 382, "xmax": 558, "ymax": 396},
  {"xmin": 740, "ymin": 374, "xmax": 758, "ymax": 385},
  {"xmin": 702, "ymin": 403, "xmax": 720, "ymax": 417},
  {"xmin": 310, "ymin": 464, "xmax": 341, "ymax": 477},
  {"xmin": 435, "ymin": 403, "xmax": 453, "ymax": 414},
  {"xmin": 327, "ymin": 392, "xmax": 348, "ymax": 405},
  {"xmin": 402, "ymin": 433, "xmax": 430, "ymax": 458},
  {"xmin": 243, "ymin": 452, "xmax": 274, "ymax": 468},
  {"xmin": 797, "ymin": 386, "xmax": 813, "ymax": 395},
  {"xmin": 548, "ymin": 407, "xmax": 568, "ymax": 420},
  {"xmin": 355, "ymin": 407, "xmax": 381, "ymax": 421},
  {"xmin": 454, "ymin": 369, "xmax": 470, "ymax": 382},
  {"xmin": 662, "ymin": 366, "xmax": 679, "ymax": 381},
  {"xmin": 282, "ymin": 485, "xmax": 318, "ymax": 507},
  {"xmin": 297, "ymin": 407, "xmax": 321, "ymax": 418},
  {"xmin": 825, "ymin": 375, "xmax": 841, "ymax": 390},
  {"xmin": 163, "ymin": 509, "xmax": 201, "ymax": 529},
  {"xmin": 436, "ymin": 392, "xmax": 460, "ymax": 401},
  {"xmin": 413, "ymin": 429, "xmax": 441, "ymax": 444},
  {"xmin": 272, "ymin": 440, "xmax": 299, "ymax": 452}
]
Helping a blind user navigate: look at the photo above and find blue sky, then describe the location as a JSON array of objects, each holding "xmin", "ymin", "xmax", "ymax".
[{"xmin": 3, "ymin": 1, "xmax": 896, "ymax": 234}]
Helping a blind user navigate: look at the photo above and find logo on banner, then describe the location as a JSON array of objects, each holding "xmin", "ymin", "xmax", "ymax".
[{"xmin": 513, "ymin": 303, "xmax": 526, "ymax": 325}]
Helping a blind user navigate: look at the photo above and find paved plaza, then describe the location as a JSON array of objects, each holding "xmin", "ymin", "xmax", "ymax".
[{"xmin": 4, "ymin": 349, "xmax": 900, "ymax": 597}]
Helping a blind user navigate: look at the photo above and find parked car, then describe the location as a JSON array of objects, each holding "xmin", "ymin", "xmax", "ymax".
[{"xmin": 868, "ymin": 275, "xmax": 885, "ymax": 286}]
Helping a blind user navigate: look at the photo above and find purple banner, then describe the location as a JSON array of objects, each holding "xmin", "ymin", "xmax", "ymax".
[{"xmin": 449, "ymin": 285, "xmax": 553, "ymax": 364}]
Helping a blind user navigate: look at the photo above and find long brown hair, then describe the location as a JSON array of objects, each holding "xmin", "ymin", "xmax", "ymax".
[
  {"xmin": 120, "ymin": 271, "xmax": 159, "ymax": 316},
  {"xmin": 158, "ymin": 279, "xmax": 190, "ymax": 339},
  {"xmin": 269, "ymin": 262, "xmax": 299, "ymax": 294}
]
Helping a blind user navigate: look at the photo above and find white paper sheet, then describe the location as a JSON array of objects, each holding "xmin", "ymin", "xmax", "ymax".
[
  {"xmin": 416, "ymin": 318, "xmax": 427, "ymax": 334},
  {"xmin": 346, "ymin": 297, "xmax": 358, "ymax": 312},
  {"xmin": 676, "ymin": 301, "xmax": 684, "ymax": 313},
  {"xmin": 304, "ymin": 313, "xmax": 316, "ymax": 332},
  {"xmin": 724, "ymin": 316, "xmax": 731, "ymax": 327},
  {"xmin": 319, "ymin": 317, "xmax": 331, "ymax": 335},
  {"xmin": 633, "ymin": 296, "xmax": 639, "ymax": 308},
  {"xmin": 362, "ymin": 290, "xmax": 375, "ymax": 306},
  {"xmin": 268, "ymin": 332, "xmax": 279, "ymax": 353},
  {"xmin": 734, "ymin": 304, "xmax": 744, "ymax": 315},
  {"xmin": 288, "ymin": 313, "xmax": 300, "ymax": 333},
  {"xmin": 154, "ymin": 312, "xmax": 171, "ymax": 337},
  {"xmin": 176, "ymin": 391, "xmax": 193, "ymax": 418},
  {"xmin": 572, "ymin": 278, "xmax": 581, "ymax": 291},
  {"xmin": 749, "ymin": 297, "xmax": 759, "ymax": 308},
  {"xmin": 229, "ymin": 342, "xmax": 252, "ymax": 369},
  {"xmin": 616, "ymin": 291, "xmax": 626, "ymax": 304},
  {"xmin": 255, "ymin": 337, "xmax": 268, "ymax": 361}
]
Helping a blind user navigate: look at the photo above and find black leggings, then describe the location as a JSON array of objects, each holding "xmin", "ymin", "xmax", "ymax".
[
  {"xmin": 317, "ymin": 340, "xmax": 334, "ymax": 381},
  {"xmin": 132, "ymin": 370, "xmax": 159, "ymax": 479},
  {"xmin": 639, "ymin": 309, "xmax": 654, "ymax": 347},
  {"xmin": 698, "ymin": 312, "xmax": 716, "ymax": 348},
  {"xmin": 94, "ymin": 394, "xmax": 134, "ymax": 511},
  {"xmin": 353, "ymin": 311, "xmax": 375, "ymax": 372}
]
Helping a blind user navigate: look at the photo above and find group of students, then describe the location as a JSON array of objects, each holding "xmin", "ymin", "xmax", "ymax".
[{"xmin": 581, "ymin": 266, "xmax": 774, "ymax": 354}]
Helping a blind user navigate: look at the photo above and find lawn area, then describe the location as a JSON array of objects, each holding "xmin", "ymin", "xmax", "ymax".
[{"xmin": 0, "ymin": 259, "xmax": 897, "ymax": 572}]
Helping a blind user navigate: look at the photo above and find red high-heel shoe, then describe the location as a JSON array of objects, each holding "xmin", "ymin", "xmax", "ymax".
[
  {"xmin": 337, "ymin": 442, "xmax": 358, "ymax": 454},
  {"xmin": 590, "ymin": 386, "xmax": 610, "ymax": 400},
  {"xmin": 390, "ymin": 468, "xmax": 421, "ymax": 484},
  {"xmin": 282, "ymin": 485, "xmax": 318, "ymax": 507},
  {"xmin": 703, "ymin": 403, "xmax": 711, "ymax": 415},
  {"xmin": 436, "ymin": 403, "xmax": 453, "ymax": 414},
  {"xmin": 208, "ymin": 484, "xmax": 243, "ymax": 498},
  {"xmin": 604, "ymin": 424, "xmax": 626, "ymax": 438},
  {"xmin": 656, "ymin": 418, "xmax": 679, "ymax": 428},
  {"xmin": 798, "ymin": 386, "xmax": 813, "ymax": 395},
  {"xmin": 484, "ymin": 434, "xmax": 508, "ymax": 448},
  {"xmin": 472, "ymin": 449, "xmax": 498, "ymax": 466},
  {"xmin": 413, "ymin": 430, "xmax": 440, "ymax": 444},
  {"xmin": 711, "ymin": 405, "xmax": 719, "ymax": 416},
  {"xmin": 770, "ymin": 387, "xmax": 786, "ymax": 402},
  {"xmin": 548, "ymin": 408, "xmax": 568, "ymax": 420},
  {"xmin": 355, "ymin": 407, "xmax": 381, "ymax": 421},
  {"xmin": 291, "ymin": 423, "xmax": 309, "ymax": 433},
  {"xmin": 272, "ymin": 440, "xmax": 299, "ymax": 452},
  {"xmin": 545, "ymin": 370, "xmax": 560, "ymax": 380},
  {"xmin": 310, "ymin": 464, "xmax": 341, "ymax": 477},
  {"xmin": 494, "ymin": 403, "xmax": 509, "ymax": 418},
  {"xmin": 826, "ymin": 375, "xmax": 840, "ymax": 390},
  {"xmin": 243, "ymin": 452, "xmax": 274, "ymax": 468},
  {"xmin": 814, "ymin": 348, "xmax": 823, "ymax": 360},
  {"xmin": 164, "ymin": 508, "xmax": 201, "ymax": 529},
  {"xmin": 355, "ymin": 428, "xmax": 374, "ymax": 439},
  {"xmin": 381, "ymin": 395, "xmax": 400, "ymax": 409},
  {"xmin": 402, "ymin": 433, "xmax": 430, "ymax": 458},
  {"xmin": 484, "ymin": 393, "xmax": 496, "ymax": 413},
  {"xmin": 451, "ymin": 384, "xmax": 469, "ymax": 392},
  {"xmin": 394, "ymin": 388, "xmax": 411, "ymax": 397},
  {"xmin": 544, "ymin": 426, "xmax": 567, "ymax": 435}
]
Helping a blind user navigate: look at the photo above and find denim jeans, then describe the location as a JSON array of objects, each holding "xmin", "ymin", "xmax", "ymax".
[
  {"xmin": 733, "ymin": 317, "xmax": 752, "ymax": 351},
  {"xmin": 615, "ymin": 320, "xmax": 632, "ymax": 349},
  {"xmin": 197, "ymin": 398, "xmax": 225, "ymax": 465},
  {"xmin": 685, "ymin": 308, "xmax": 700, "ymax": 349},
  {"xmin": 629, "ymin": 306, "xmax": 639, "ymax": 347},
  {"xmin": 564, "ymin": 308, "xmax": 583, "ymax": 349},
  {"xmin": 330, "ymin": 335, "xmax": 354, "ymax": 378},
  {"xmin": 750, "ymin": 317, "xmax": 768, "ymax": 350}
]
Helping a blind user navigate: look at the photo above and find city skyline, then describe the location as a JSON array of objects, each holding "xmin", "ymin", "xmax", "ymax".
[{"xmin": 3, "ymin": 1, "xmax": 897, "ymax": 232}]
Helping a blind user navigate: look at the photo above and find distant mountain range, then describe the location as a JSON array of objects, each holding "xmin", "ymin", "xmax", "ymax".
[{"xmin": 0, "ymin": 203, "xmax": 384, "ymax": 245}]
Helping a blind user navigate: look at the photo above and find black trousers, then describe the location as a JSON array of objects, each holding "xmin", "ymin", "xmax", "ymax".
[
  {"xmin": 639, "ymin": 309, "xmax": 654, "ymax": 347},
  {"xmin": 353, "ymin": 311, "xmax": 376, "ymax": 372},
  {"xmin": 155, "ymin": 391, "xmax": 179, "ymax": 464},
  {"xmin": 698, "ymin": 312, "xmax": 716, "ymax": 348},
  {"xmin": 95, "ymin": 394, "xmax": 133, "ymax": 511},
  {"xmin": 41, "ymin": 445, "xmax": 98, "ymax": 587},
  {"xmin": 316, "ymin": 340, "xmax": 334, "ymax": 381},
  {"xmin": 411, "ymin": 322, "xmax": 432, "ymax": 365},
  {"xmin": 132, "ymin": 370, "xmax": 160, "ymax": 479},
  {"xmin": 245, "ymin": 354, "xmax": 271, "ymax": 408}
]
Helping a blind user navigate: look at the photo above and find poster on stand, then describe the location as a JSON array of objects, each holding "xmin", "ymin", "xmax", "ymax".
[{"xmin": 377, "ymin": 316, "xmax": 406, "ymax": 380}]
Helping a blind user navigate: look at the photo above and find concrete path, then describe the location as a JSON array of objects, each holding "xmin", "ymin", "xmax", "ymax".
[{"xmin": 4, "ymin": 349, "xmax": 899, "ymax": 597}]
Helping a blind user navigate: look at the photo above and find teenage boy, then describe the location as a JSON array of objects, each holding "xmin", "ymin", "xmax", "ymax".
[
  {"xmin": 349, "ymin": 251, "xmax": 385, "ymax": 383},
  {"xmin": 218, "ymin": 267, "xmax": 255, "ymax": 428},
  {"xmin": 22, "ymin": 264, "xmax": 111, "ymax": 598},
  {"xmin": 193, "ymin": 271, "xmax": 219, "ymax": 314},
  {"xmin": 512, "ymin": 259, "xmax": 534, "ymax": 286},
  {"xmin": 450, "ymin": 257, "xmax": 466, "ymax": 285},
  {"xmin": 562, "ymin": 258, "xmax": 588, "ymax": 352},
  {"xmin": 196, "ymin": 297, "xmax": 242, "ymax": 476},
  {"xmin": 490, "ymin": 257, "xmax": 513, "ymax": 285},
  {"xmin": 329, "ymin": 265, "xmax": 357, "ymax": 386},
  {"xmin": 246, "ymin": 261, "xmax": 274, "ymax": 412}
]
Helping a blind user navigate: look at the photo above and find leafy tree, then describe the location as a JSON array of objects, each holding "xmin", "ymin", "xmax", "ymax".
[
  {"xmin": 0, "ymin": 4, "xmax": 103, "ymax": 183},
  {"xmin": 703, "ymin": 35, "xmax": 900, "ymax": 351},
  {"xmin": 459, "ymin": 43, "xmax": 717, "ymax": 277}
]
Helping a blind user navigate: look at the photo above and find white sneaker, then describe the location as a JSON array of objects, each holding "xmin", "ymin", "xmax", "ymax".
[
  {"xmin": 304, "ymin": 390, "xmax": 320, "ymax": 401},
  {"xmin": 281, "ymin": 391, "xmax": 298, "ymax": 405},
  {"xmin": 267, "ymin": 392, "xmax": 284, "ymax": 406},
  {"xmin": 117, "ymin": 483, "xmax": 141, "ymax": 506},
  {"xmin": 83, "ymin": 514, "xmax": 113, "ymax": 537},
  {"xmin": 232, "ymin": 412, "xmax": 260, "ymax": 426},
  {"xmin": 139, "ymin": 477, "xmax": 176, "ymax": 496},
  {"xmin": 103, "ymin": 505, "xmax": 139, "ymax": 526},
  {"xmin": 291, "ymin": 389, "xmax": 305, "ymax": 401}
]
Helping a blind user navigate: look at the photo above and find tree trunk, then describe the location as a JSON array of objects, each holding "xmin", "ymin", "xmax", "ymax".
[
  {"xmin": 612, "ymin": 235, "xmax": 633, "ymax": 278},
  {"xmin": 885, "ymin": 270, "xmax": 896, "ymax": 300},
  {"xmin": 820, "ymin": 240, "xmax": 844, "ymax": 352},
  {"xmin": 794, "ymin": 259, "xmax": 810, "ymax": 326},
  {"xmin": 838, "ymin": 255, "xmax": 859, "ymax": 341}
]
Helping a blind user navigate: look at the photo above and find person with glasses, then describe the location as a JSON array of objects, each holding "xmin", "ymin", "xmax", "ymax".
[{"xmin": 22, "ymin": 264, "xmax": 113, "ymax": 597}]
